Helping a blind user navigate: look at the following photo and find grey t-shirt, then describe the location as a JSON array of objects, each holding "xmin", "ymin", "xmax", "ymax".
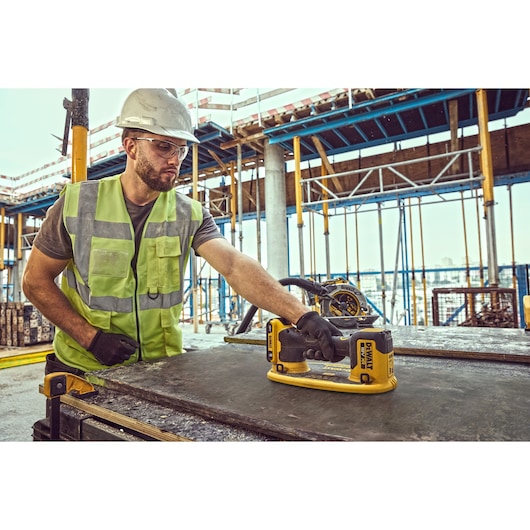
[{"xmin": 33, "ymin": 192, "xmax": 224, "ymax": 262}]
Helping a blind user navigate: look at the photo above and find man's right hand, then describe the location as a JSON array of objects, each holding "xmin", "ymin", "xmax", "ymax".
[
  {"xmin": 87, "ymin": 330, "xmax": 139, "ymax": 366},
  {"xmin": 295, "ymin": 311, "xmax": 345, "ymax": 362}
]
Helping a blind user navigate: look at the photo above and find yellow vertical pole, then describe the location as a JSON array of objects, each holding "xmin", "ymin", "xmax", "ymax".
[
  {"xmin": 294, "ymin": 136, "xmax": 305, "ymax": 280},
  {"xmin": 461, "ymin": 191, "xmax": 473, "ymax": 318},
  {"xmin": 192, "ymin": 143, "xmax": 199, "ymax": 333},
  {"xmin": 228, "ymin": 161, "xmax": 237, "ymax": 316},
  {"xmin": 417, "ymin": 198, "xmax": 428, "ymax": 325},
  {"xmin": 0, "ymin": 207, "xmax": 5, "ymax": 271},
  {"xmin": 377, "ymin": 202, "xmax": 387, "ymax": 323},
  {"xmin": 322, "ymin": 164, "xmax": 330, "ymax": 279},
  {"xmin": 237, "ymin": 144, "xmax": 243, "ymax": 254},
  {"xmin": 17, "ymin": 213, "xmax": 23, "ymax": 260},
  {"xmin": 508, "ymin": 185, "xmax": 517, "ymax": 290},
  {"xmin": 294, "ymin": 136, "xmax": 303, "ymax": 228},
  {"xmin": 192, "ymin": 144, "xmax": 199, "ymax": 201},
  {"xmin": 230, "ymin": 162, "xmax": 236, "ymax": 247},
  {"xmin": 254, "ymin": 159, "xmax": 263, "ymax": 327},
  {"xmin": 408, "ymin": 198, "xmax": 417, "ymax": 325},
  {"xmin": 461, "ymin": 192, "xmax": 471, "ymax": 289},
  {"xmin": 474, "ymin": 190, "xmax": 485, "ymax": 290},
  {"xmin": 198, "ymin": 277, "xmax": 203, "ymax": 324},
  {"xmin": 71, "ymin": 125, "xmax": 88, "ymax": 183},
  {"xmin": 476, "ymin": 89, "xmax": 499, "ymax": 287},
  {"xmin": 208, "ymin": 275, "xmax": 213, "ymax": 322},
  {"xmin": 343, "ymin": 208, "xmax": 349, "ymax": 282},
  {"xmin": 71, "ymin": 89, "xmax": 89, "ymax": 184},
  {"xmin": 309, "ymin": 210, "xmax": 315, "ymax": 279},
  {"xmin": 354, "ymin": 206, "xmax": 361, "ymax": 290}
]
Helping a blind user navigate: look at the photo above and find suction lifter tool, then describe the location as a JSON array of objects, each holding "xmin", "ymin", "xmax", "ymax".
[{"xmin": 266, "ymin": 318, "xmax": 397, "ymax": 394}]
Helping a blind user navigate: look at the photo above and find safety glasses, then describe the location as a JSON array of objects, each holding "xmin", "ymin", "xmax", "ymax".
[{"xmin": 134, "ymin": 137, "xmax": 189, "ymax": 161}]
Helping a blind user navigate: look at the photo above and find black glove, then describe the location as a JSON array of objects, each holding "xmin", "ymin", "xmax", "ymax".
[
  {"xmin": 295, "ymin": 311, "xmax": 344, "ymax": 362},
  {"xmin": 87, "ymin": 330, "xmax": 139, "ymax": 366}
]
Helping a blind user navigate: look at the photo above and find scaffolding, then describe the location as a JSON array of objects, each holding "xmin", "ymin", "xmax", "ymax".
[{"xmin": 2, "ymin": 88, "xmax": 530, "ymax": 330}]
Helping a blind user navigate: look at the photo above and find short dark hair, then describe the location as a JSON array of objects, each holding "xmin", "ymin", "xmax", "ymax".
[{"xmin": 121, "ymin": 127, "xmax": 150, "ymax": 143}]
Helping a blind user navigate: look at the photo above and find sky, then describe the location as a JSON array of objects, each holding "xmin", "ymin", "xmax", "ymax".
[{"xmin": 0, "ymin": 88, "xmax": 133, "ymax": 176}]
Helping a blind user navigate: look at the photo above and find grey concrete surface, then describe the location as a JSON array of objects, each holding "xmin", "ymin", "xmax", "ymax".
[
  {"xmin": 0, "ymin": 361, "xmax": 46, "ymax": 441},
  {"xmin": 0, "ymin": 323, "xmax": 230, "ymax": 442}
]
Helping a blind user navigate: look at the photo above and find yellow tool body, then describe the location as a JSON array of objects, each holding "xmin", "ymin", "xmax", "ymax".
[
  {"xmin": 524, "ymin": 295, "xmax": 530, "ymax": 333},
  {"xmin": 266, "ymin": 318, "xmax": 397, "ymax": 394}
]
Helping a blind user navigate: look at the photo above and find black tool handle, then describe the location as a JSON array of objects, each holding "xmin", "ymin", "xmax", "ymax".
[
  {"xmin": 278, "ymin": 328, "xmax": 392, "ymax": 369},
  {"xmin": 278, "ymin": 328, "xmax": 353, "ymax": 364}
]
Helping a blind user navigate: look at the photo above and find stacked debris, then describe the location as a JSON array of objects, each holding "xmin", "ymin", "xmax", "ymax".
[
  {"xmin": 459, "ymin": 304, "xmax": 516, "ymax": 328},
  {"xmin": 0, "ymin": 302, "xmax": 54, "ymax": 347},
  {"xmin": 432, "ymin": 287, "xmax": 518, "ymax": 328}
]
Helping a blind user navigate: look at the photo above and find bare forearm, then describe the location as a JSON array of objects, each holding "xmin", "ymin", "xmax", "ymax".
[
  {"xmin": 24, "ymin": 282, "xmax": 97, "ymax": 348},
  {"xmin": 22, "ymin": 249, "xmax": 98, "ymax": 349},
  {"xmin": 223, "ymin": 254, "xmax": 308, "ymax": 324}
]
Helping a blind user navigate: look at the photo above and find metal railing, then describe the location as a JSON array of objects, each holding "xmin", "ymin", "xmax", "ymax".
[{"xmin": 301, "ymin": 146, "xmax": 483, "ymax": 209}]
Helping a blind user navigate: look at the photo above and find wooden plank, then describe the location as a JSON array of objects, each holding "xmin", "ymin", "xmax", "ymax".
[
  {"xmin": 0, "ymin": 343, "xmax": 53, "ymax": 359},
  {"xmin": 311, "ymin": 136, "xmax": 344, "ymax": 192},
  {"xmin": 60, "ymin": 394, "xmax": 191, "ymax": 441},
  {"xmin": 225, "ymin": 325, "xmax": 530, "ymax": 364}
]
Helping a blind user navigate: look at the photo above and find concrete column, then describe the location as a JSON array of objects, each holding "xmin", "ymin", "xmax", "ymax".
[{"xmin": 264, "ymin": 140, "xmax": 289, "ymax": 281}]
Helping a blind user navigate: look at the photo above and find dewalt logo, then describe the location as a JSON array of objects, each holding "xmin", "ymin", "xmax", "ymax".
[{"xmin": 360, "ymin": 341, "xmax": 374, "ymax": 370}]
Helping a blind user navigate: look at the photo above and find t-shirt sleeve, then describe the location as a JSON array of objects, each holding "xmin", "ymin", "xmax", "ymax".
[
  {"xmin": 32, "ymin": 195, "xmax": 73, "ymax": 260},
  {"xmin": 192, "ymin": 206, "xmax": 225, "ymax": 252}
]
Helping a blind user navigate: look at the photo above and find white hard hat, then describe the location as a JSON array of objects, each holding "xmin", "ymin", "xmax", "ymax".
[{"xmin": 116, "ymin": 88, "xmax": 199, "ymax": 144}]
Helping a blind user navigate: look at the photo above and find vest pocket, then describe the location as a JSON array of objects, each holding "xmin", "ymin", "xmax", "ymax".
[
  {"xmin": 90, "ymin": 248, "xmax": 130, "ymax": 278},
  {"xmin": 153, "ymin": 237, "xmax": 181, "ymax": 289}
]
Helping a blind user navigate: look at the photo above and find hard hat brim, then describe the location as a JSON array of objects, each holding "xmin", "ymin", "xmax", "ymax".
[
  {"xmin": 154, "ymin": 125, "xmax": 200, "ymax": 144},
  {"xmin": 117, "ymin": 122, "xmax": 200, "ymax": 144}
]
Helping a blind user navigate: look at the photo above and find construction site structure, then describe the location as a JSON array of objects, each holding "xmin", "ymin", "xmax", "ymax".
[
  {"xmin": 1, "ymin": 88, "xmax": 530, "ymax": 333},
  {"xmin": 1, "ymin": 88, "xmax": 530, "ymax": 444}
]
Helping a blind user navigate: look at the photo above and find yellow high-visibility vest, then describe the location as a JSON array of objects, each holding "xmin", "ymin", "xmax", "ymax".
[{"xmin": 54, "ymin": 174, "xmax": 203, "ymax": 372}]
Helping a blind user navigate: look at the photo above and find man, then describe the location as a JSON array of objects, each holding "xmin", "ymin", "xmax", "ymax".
[{"xmin": 22, "ymin": 88, "xmax": 340, "ymax": 375}]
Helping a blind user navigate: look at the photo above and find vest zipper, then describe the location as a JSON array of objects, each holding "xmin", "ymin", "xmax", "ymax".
[{"xmin": 133, "ymin": 268, "xmax": 142, "ymax": 361}]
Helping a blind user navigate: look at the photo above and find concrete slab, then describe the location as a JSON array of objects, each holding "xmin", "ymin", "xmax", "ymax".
[{"xmin": 90, "ymin": 343, "xmax": 530, "ymax": 441}]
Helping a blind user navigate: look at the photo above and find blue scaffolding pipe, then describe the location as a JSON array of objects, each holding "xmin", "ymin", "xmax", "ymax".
[
  {"xmin": 516, "ymin": 264, "xmax": 530, "ymax": 328},
  {"xmin": 442, "ymin": 304, "xmax": 467, "ymax": 326}
]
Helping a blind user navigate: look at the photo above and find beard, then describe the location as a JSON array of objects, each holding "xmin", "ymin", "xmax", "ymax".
[{"xmin": 136, "ymin": 155, "xmax": 177, "ymax": 192}]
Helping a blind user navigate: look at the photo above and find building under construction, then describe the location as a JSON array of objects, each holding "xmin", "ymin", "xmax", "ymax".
[{"xmin": 1, "ymin": 88, "xmax": 529, "ymax": 442}]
